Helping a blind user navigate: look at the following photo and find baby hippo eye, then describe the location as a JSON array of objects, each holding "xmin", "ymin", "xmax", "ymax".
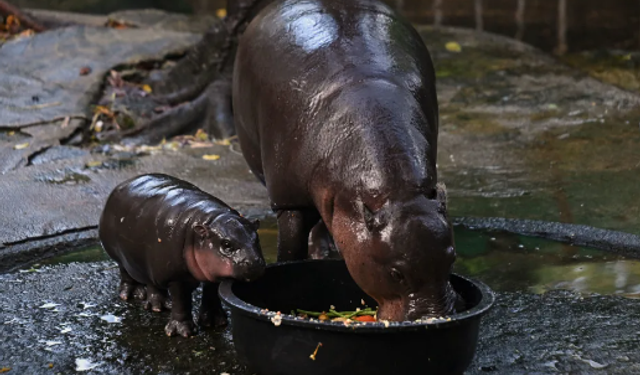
[
  {"xmin": 390, "ymin": 268, "xmax": 405, "ymax": 283},
  {"xmin": 221, "ymin": 240, "xmax": 232, "ymax": 249}
]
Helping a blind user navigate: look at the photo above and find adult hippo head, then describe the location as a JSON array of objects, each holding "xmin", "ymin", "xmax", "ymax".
[{"xmin": 332, "ymin": 184, "xmax": 462, "ymax": 321}]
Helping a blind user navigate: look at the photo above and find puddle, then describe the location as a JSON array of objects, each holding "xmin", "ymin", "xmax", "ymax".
[
  {"xmin": 440, "ymin": 111, "xmax": 640, "ymax": 237},
  {"xmin": 38, "ymin": 218, "xmax": 640, "ymax": 298}
]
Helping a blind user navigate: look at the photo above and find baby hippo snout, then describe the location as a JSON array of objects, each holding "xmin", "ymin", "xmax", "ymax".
[{"xmin": 236, "ymin": 256, "xmax": 266, "ymax": 282}]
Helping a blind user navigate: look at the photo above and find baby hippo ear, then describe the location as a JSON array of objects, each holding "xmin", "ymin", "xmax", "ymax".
[
  {"xmin": 435, "ymin": 182, "xmax": 448, "ymax": 215},
  {"xmin": 251, "ymin": 219, "xmax": 261, "ymax": 231},
  {"xmin": 194, "ymin": 225, "xmax": 209, "ymax": 238}
]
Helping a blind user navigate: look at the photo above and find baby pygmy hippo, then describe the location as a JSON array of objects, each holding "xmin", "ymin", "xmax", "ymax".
[{"xmin": 99, "ymin": 173, "xmax": 265, "ymax": 337}]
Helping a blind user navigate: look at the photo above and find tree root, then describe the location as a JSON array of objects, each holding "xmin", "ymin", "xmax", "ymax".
[{"xmin": 0, "ymin": 0, "xmax": 46, "ymax": 32}]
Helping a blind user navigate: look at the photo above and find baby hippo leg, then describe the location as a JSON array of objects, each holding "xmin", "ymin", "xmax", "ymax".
[
  {"xmin": 165, "ymin": 282, "xmax": 198, "ymax": 337},
  {"xmin": 143, "ymin": 285, "xmax": 171, "ymax": 312},
  {"xmin": 118, "ymin": 266, "xmax": 147, "ymax": 301},
  {"xmin": 198, "ymin": 282, "xmax": 228, "ymax": 328}
]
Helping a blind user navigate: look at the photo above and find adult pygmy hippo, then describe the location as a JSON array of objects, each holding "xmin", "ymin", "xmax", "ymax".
[
  {"xmin": 99, "ymin": 174, "xmax": 265, "ymax": 337},
  {"xmin": 233, "ymin": 0, "xmax": 463, "ymax": 321}
]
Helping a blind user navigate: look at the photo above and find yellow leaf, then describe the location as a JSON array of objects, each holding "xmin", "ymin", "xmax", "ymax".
[
  {"xmin": 216, "ymin": 8, "xmax": 227, "ymax": 18},
  {"xmin": 202, "ymin": 154, "xmax": 221, "ymax": 161},
  {"xmin": 195, "ymin": 129, "xmax": 209, "ymax": 141},
  {"xmin": 214, "ymin": 139, "xmax": 231, "ymax": 146},
  {"xmin": 14, "ymin": 142, "xmax": 29, "ymax": 150},
  {"xmin": 142, "ymin": 84, "xmax": 153, "ymax": 93},
  {"xmin": 86, "ymin": 161, "xmax": 103, "ymax": 168},
  {"xmin": 7, "ymin": 131, "xmax": 15, "ymax": 136},
  {"xmin": 445, "ymin": 41, "xmax": 462, "ymax": 53},
  {"xmin": 0, "ymin": 367, "xmax": 10, "ymax": 373}
]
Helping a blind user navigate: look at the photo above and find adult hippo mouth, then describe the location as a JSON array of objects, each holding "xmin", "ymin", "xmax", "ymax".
[{"xmin": 364, "ymin": 279, "xmax": 463, "ymax": 321}]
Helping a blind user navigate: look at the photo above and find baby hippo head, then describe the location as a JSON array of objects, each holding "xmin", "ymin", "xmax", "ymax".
[{"xmin": 186, "ymin": 212, "xmax": 265, "ymax": 283}]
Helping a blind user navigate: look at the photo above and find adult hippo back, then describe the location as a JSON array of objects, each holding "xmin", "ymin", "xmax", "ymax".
[{"xmin": 233, "ymin": 0, "xmax": 462, "ymax": 320}]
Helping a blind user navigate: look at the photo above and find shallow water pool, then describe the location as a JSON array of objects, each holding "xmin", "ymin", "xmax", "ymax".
[{"xmin": 38, "ymin": 218, "xmax": 640, "ymax": 298}]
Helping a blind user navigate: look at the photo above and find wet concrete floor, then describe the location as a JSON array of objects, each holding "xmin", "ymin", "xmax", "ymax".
[{"xmin": 2, "ymin": 221, "xmax": 640, "ymax": 374}]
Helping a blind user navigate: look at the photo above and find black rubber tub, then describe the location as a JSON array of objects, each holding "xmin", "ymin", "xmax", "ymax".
[{"xmin": 219, "ymin": 259, "xmax": 494, "ymax": 375}]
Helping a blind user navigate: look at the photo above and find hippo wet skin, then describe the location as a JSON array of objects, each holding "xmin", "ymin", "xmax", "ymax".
[
  {"xmin": 233, "ymin": 0, "xmax": 463, "ymax": 321},
  {"xmin": 99, "ymin": 174, "xmax": 265, "ymax": 337}
]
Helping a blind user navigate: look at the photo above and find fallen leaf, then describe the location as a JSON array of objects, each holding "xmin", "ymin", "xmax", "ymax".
[
  {"xmin": 0, "ymin": 367, "xmax": 10, "ymax": 373},
  {"xmin": 202, "ymin": 154, "xmax": 221, "ymax": 161},
  {"xmin": 15, "ymin": 29, "xmax": 34, "ymax": 39},
  {"xmin": 142, "ymin": 84, "xmax": 153, "ymax": 93},
  {"xmin": 216, "ymin": 8, "xmax": 227, "ymax": 18},
  {"xmin": 105, "ymin": 19, "xmax": 134, "ymax": 29},
  {"xmin": 190, "ymin": 141, "xmax": 214, "ymax": 148},
  {"xmin": 93, "ymin": 106, "xmax": 114, "ymax": 117},
  {"xmin": 445, "ymin": 41, "xmax": 462, "ymax": 53},
  {"xmin": 13, "ymin": 143, "xmax": 29, "ymax": 150},
  {"xmin": 48, "ymin": 364, "xmax": 53, "ymax": 369},
  {"xmin": 86, "ymin": 161, "xmax": 103, "ymax": 168},
  {"xmin": 214, "ymin": 139, "xmax": 231, "ymax": 146},
  {"xmin": 7, "ymin": 131, "xmax": 14, "ymax": 136},
  {"xmin": 195, "ymin": 129, "xmax": 209, "ymax": 141},
  {"xmin": 79, "ymin": 67, "xmax": 92, "ymax": 76},
  {"xmin": 94, "ymin": 121, "xmax": 104, "ymax": 133}
]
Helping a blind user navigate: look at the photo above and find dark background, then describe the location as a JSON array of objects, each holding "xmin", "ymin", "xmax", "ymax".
[{"xmin": 9, "ymin": 0, "xmax": 640, "ymax": 53}]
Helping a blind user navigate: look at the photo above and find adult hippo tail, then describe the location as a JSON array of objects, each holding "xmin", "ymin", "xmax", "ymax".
[{"xmin": 233, "ymin": 0, "xmax": 462, "ymax": 320}]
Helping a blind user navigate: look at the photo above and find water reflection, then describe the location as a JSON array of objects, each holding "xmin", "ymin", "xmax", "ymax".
[{"xmin": 39, "ymin": 217, "xmax": 640, "ymax": 298}]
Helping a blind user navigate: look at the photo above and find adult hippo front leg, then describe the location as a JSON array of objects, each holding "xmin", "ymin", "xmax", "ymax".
[
  {"xmin": 276, "ymin": 209, "xmax": 320, "ymax": 262},
  {"xmin": 308, "ymin": 221, "xmax": 342, "ymax": 260},
  {"xmin": 198, "ymin": 282, "xmax": 228, "ymax": 328}
]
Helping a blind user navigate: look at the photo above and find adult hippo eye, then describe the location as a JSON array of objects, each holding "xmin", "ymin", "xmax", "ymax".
[
  {"xmin": 390, "ymin": 268, "xmax": 405, "ymax": 283},
  {"xmin": 221, "ymin": 240, "xmax": 232, "ymax": 249}
]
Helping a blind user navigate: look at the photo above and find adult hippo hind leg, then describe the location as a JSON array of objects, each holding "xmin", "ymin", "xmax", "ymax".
[
  {"xmin": 118, "ymin": 266, "xmax": 147, "ymax": 301},
  {"xmin": 198, "ymin": 282, "xmax": 228, "ymax": 328},
  {"xmin": 165, "ymin": 282, "xmax": 198, "ymax": 337},
  {"xmin": 276, "ymin": 209, "xmax": 321, "ymax": 262},
  {"xmin": 143, "ymin": 285, "xmax": 171, "ymax": 313}
]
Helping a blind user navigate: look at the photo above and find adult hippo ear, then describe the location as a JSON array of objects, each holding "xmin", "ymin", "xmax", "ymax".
[
  {"xmin": 435, "ymin": 182, "xmax": 448, "ymax": 216},
  {"xmin": 194, "ymin": 225, "xmax": 209, "ymax": 238},
  {"xmin": 251, "ymin": 219, "xmax": 260, "ymax": 230}
]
